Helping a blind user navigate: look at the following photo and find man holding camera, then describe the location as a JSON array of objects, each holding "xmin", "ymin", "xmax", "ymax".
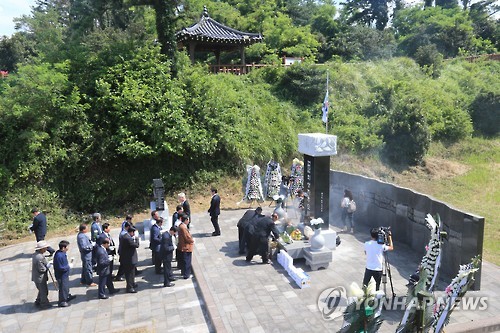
[{"xmin": 363, "ymin": 228, "xmax": 394, "ymax": 291}]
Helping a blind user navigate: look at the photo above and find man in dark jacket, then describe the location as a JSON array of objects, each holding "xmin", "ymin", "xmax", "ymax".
[
  {"xmin": 120, "ymin": 226, "xmax": 140, "ymax": 293},
  {"xmin": 115, "ymin": 221, "xmax": 131, "ymax": 281},
  {"xmin": 208, "ymin": 188, "xmax": 221, "ymax": 236},
  {"xmin": 237, "ymin": 207, "xmax": 263, "ymax": 254},
  {"xmin": 160, "ymin": 227, "xmax": 177, "ymax": 287},
  {"xmin": 150, "ymin": 217, "xmax": 163, "ymax": 274},
  {"xmin": 30, "ymin": 208, "xmax": 55, "ymax": 255},
  {"xmin": 244, "ymin": 213, "xmax": 264, "ymax": 262},
  {"xmin": 246, "ymin": 216, "xmax": 280, "ymax": 264},
  {"xmin": 98, "ymin": 223, "xmax": 117, "ymax": 278},
  {"xmin": 172, "ymin": 205, "xmax": 183, "ymax": 228},
  {"xmin": 95, "ymin": 238, "xmax": 119, "ymax": 299},
  {"xmin": 53, "ymin": 240, "xmax": 76, "ymax": 307}
]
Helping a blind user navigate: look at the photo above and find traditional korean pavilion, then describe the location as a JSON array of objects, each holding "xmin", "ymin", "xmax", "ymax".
[{"xmin": 176, "ymin": 7, "xmax": 263, "ymax": 73}]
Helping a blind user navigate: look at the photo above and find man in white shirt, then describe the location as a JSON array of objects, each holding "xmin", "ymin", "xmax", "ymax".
[{"xmin": 363, "ymin": 228, "xmax": 394, "ymax": 290}]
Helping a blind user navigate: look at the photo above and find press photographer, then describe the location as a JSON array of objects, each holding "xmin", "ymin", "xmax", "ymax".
[{"xmin": 363, "ymin": 227, "xmax": 394, "ymax": 291}]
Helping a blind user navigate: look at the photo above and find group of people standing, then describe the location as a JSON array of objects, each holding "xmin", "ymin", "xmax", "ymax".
[
  {"xmin": 149, "ymin": 208, "xmax": 193, "ymax": 285},
  {"xmin": 30, "ymin": 187, "xmax": 221, "ymax": 309},
  {"xmin": 148, "ymin": 188, "xmax": 219, "ymax": 284},
  {"xmin": 32, "ymin": 212, "xmax": 142, "ymax": 308},
  {"xmin": 31, "ymin": 208, "xmax": 75, "ymax": 309},
  {"xmin": 237, "ymin": 207, "xmax": 280, "ymax": 264}
]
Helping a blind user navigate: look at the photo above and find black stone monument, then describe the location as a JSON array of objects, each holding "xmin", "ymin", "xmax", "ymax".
[
  {"xmin": 298, "ymin": 133, "xmax": 337, "ymax": 230},
  {"xmin": 152, "ymin": 178, "xmax": 165, "ymax": 211},
  {"xmin": 303, "ymin": 155, "xmax": 331, "ymax": 228}
]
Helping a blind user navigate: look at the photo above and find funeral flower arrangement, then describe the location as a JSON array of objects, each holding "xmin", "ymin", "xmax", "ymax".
[
  {"xmin": 310, "ymin": 218, "xmax": 324, "ymax": 230},
  {"xmin": 290, "ymin": 158, "xmax": 304, "ymax": 196},
  {"xmin": 264, "ymin": 160, "xmax": 282, "ymax": 198},
  {"xmin": 239, "ymin": 165, "xmax": 264, "ymax": 204},
  {"xmin": 340, "ymin": 280, "xmax": 385, "ymax": 333},
  {"xmin": 396, "ymin": 213, "xmax": 481, "ymax": 333},
  {"xmin": 432, "ymin": 256, "xmax": 481, "ymax": 332},
  {"xmin": 421, "ymin": 214, "xmax": 444, "ymax": 290}
]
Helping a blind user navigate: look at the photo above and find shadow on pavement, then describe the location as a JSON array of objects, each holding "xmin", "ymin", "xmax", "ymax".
[
  {"xmin": 192, "ymin": 232, "xmax": 212, "ymax": 238},
  {"xmin": 0, "ymin": 252, "xmax": 32, "ymax": 262},
  {"xmin": 219, "ymin": 241, "xmax": 240, "ymax": 259},
  {"xmin": 0, "ymin": 303, "xmax": 38, "ymax": 315}
]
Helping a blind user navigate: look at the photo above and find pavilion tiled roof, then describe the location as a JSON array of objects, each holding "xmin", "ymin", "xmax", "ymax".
[{"xmin": 176, "ymin": 7, "xmax": 263, "ymax": 45}]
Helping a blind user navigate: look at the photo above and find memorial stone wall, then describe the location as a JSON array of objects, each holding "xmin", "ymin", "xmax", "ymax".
[{"xmin": 329, "ymin": 170, "xmax": 485, "ymax": 290}]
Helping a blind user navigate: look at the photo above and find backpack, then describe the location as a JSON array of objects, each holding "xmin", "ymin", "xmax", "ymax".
[{"xmin": 347, "ymin": 200, "xmax": 356, "ymax": 213}]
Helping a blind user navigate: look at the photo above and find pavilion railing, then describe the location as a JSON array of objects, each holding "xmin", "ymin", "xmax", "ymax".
[{"xmin": 209, "ymin": 64, "xmax": 269, "ymax": 75}]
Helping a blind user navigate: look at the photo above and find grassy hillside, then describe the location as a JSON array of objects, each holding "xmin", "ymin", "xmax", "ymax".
[{"xmin": 331, "ymin": 137, "xmax": 499, "ymax": 265}]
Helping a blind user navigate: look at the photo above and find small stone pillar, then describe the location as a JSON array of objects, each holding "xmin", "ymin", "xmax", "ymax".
[{"xmin": 298, "ymin": 133, "xmax": 337, "ymax": 229}]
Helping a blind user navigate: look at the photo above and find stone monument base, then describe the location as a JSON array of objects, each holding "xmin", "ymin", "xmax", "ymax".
[{"xmin": 303, "ymin": 247, "xmax": 332, "ymax": 270}]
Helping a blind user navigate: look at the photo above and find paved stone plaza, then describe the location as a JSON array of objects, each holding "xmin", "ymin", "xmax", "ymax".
[{"xmin": 1, "ymin": 205, "xmax": 499, "ymax": 333}]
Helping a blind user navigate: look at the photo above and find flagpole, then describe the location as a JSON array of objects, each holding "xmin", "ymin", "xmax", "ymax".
[{"xmin": 326, "ymin": 71, "xmax": 329, "ymax": 134}]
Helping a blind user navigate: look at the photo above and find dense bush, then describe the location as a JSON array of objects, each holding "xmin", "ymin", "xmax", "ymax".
[
  {"xmin": 380, "ymin": 90, "xmax": 431, "ymax": 165},
  {"xmin": 275, "ymin": 63, "xmax": 325, "ymax": 106},
  {"xmin": 470, "ymin": 91, "xmax": 500, "ymax": 137},
  {"xmin": 414, "ymin": 44, "xmax": 443, "ymax": 78},
  {"xmin": 0, "ymin": 185, "xmax": 81, "ymax": 239}
]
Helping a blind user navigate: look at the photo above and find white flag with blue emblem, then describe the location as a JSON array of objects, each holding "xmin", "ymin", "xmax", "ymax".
[{"xmin": 322, "ymin": 90, "xmax": 329, "ymax": 123}]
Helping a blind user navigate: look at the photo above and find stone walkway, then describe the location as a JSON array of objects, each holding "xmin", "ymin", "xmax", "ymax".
[
  {"xmin": 0, "ymin": 228, "xmax": 209, "ymax": 333},
  {"xmin": 1, "ymin": 205, "xmax": 499, "ymax": 333}
]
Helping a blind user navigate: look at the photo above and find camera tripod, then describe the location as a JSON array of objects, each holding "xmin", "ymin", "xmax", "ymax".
[{"xmin": 382, "ymin": 252, "xmax": 396, "ymax": 299}]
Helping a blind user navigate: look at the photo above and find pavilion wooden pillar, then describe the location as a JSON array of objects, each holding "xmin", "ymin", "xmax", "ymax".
[
  {"xmin": 189, "ymin": 42, "xmax": 196, "ymax": 64},
  {"xmin": 239, "ymin": 45, "xmax": 245, "ymax": 65},
  {"xmin": 215, "ymin": 50, "xmax": 221, "ymax": 65}
]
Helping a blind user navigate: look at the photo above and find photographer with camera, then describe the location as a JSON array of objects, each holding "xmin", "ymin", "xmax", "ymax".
[{"xmin": 363, "ymin": 227, "xmax": 394, "ymax": 291}]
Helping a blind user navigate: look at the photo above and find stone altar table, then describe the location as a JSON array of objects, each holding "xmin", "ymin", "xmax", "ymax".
[{"xmin": 280, "ymin": 228, "xmax": 336, "ymax": 270}]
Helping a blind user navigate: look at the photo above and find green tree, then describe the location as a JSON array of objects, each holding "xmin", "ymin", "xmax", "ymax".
[
  {"xmin": 16, "ymin": 6, "xmax": 67, "ymax": 63},
  {"xmin": 394, "ymin": 6, "xmax": 484, "ymax": 58},
  {"xmin": 328, "ymin": 25, "xmax": 396, "ymax": 61},
  {"xmin": 414, "ymin": 44, "xmax": 444, "ymax": 78},
  {"xmin": 310, "ymin": 2, "xmax": 342, "ymax": 62},
  {"xmin": 435, "ymin": 0, "xmax": 458, "ymax": 9},
  {"xmin": 0, "ymin": 34, "xmax": 36, "ymax": 72},
  {"xmin": 0, "ymin": 61, "xmax": 90, "ymax": 188},
  {"xmin": 469, "ymin": 0, "xmax": 500, "ymax": 51},
  {"xmin": 227, "ymin": 0, "xmax": 278, "ymax": 33},
  {"xmin": 380, "ymin": 86, "xmax": 431, "ymax": 165},
  {"xmin": 262, "ymin": 12, "xmax": 320, "ymax": 59},
  {"xmin": 342, "ymin": 0, "xmax": 392, "ymax": 30},
  {"xmin": 275, "ymin": 63, "xmax": 325, "ymax": 106},
  {"xmin": 69, "ymin": 0, "xmax": 134, "ymax": 38},
  {"xmin": 470, "ymin": 91, "xmax": 499, "ymax": 137},
  {"xmin": 281, "ymin": 0, "xmax": 320, "ymax": 27}
]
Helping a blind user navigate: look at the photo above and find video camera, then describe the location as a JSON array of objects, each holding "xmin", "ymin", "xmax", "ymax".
[{"xmin": 377, "ymin": 226, "xmax": 392, "ymax": 245}]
